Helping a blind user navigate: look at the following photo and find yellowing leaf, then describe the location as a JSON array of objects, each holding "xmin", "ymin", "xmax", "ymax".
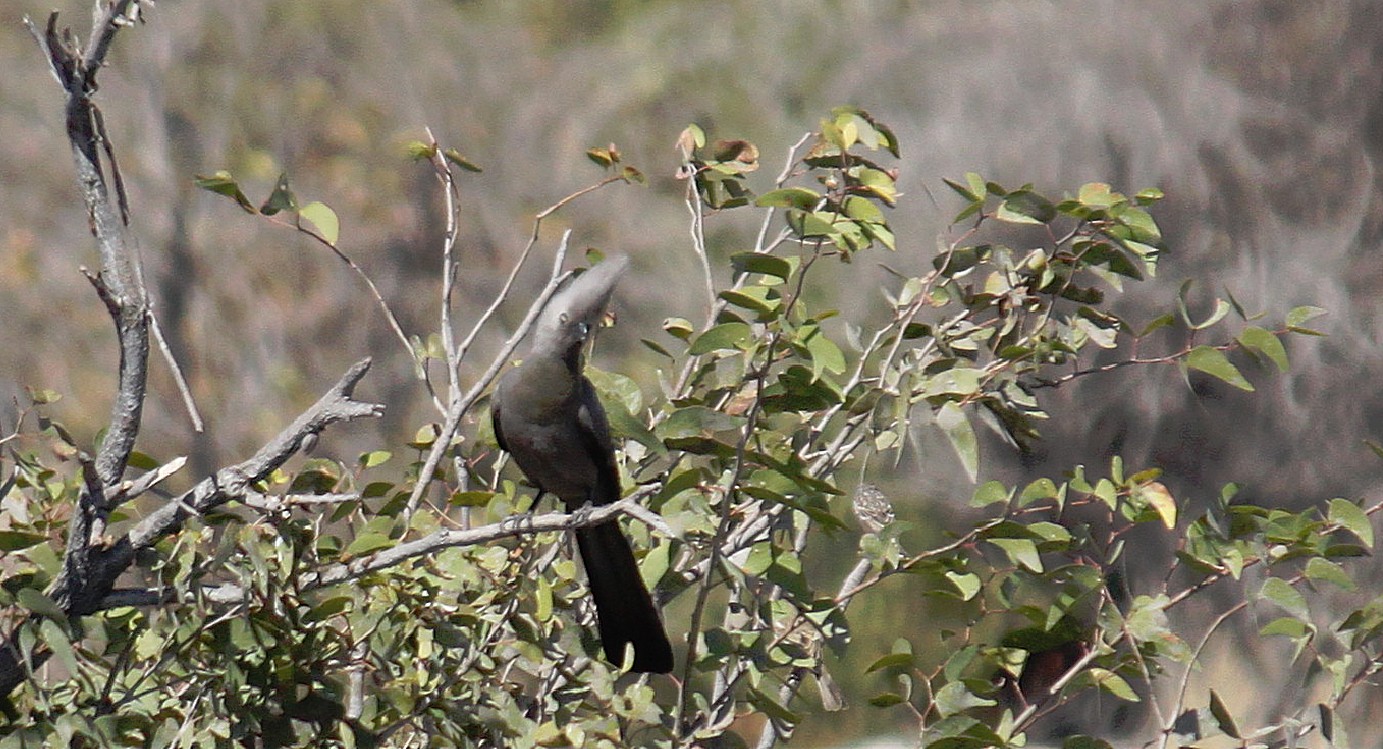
[
  {"xmin": 1139, "ymin": 481, "xmax": 1177, "ymax": 529},
  {"xmin": 300, "ymin": 201, "xmax": 340, "ymax": 245}
]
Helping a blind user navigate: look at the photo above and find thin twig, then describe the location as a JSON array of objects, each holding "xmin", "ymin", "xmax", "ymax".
[
  {"xmin": 404, "ymin": 235, "xmax": 572, "ymax": 516},
  {"xmin": 1157, "ymin": 600, "xmax": 1249, "ymax": 749},
  {"xmin": 266, "ymin": 214, "xmax": 416, "ymax": 373},
  {"xmin": 427, "ymin": 126, "xmax": 464, "ymax": 413},
  {"xmin": 148, "ymin": 296, "xmax": 204, "ymax": 431},
  {"xmin": 685, "ymin": 177, "xmax": 716, "ymax": 316}
]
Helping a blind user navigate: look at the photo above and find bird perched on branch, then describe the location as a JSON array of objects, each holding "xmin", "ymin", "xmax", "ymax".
[{"xmin": 492, "ymin": 254, "xmax": 673, "ymax": 673}]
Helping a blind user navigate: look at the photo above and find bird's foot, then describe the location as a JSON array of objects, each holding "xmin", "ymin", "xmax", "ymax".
[
  {"xmin": 501, "ymin": 511, "xmax": 536, "ymax": 533},
  {"xmin": 571, "ymin": 502, "xmax": 595, "ymax": 527}
]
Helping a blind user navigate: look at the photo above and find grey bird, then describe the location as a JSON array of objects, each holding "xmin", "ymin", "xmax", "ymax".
[{"xmin": 492, "ymin": 255, "xmax": 674, "ymax": 673}]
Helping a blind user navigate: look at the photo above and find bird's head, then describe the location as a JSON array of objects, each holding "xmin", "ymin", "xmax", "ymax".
[{"xmin": 531, "ymin": 254, "xmax": 630, "ymax": 365}]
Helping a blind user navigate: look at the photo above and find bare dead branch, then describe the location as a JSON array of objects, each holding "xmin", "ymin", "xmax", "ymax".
[
  {"xmin": 121, "ymin": 359, "xmax": 383, "ymax": 555},
  {"xmin": 109, "ymin": 455, "xmax": 187, "ymax": 505},
  {"xmin": 242, "ymin": 491, "xmax": 363, "ymax": 512},
  {"xmin": 6, "ymin": 4, "xmax": 153, "ymax": 703}
]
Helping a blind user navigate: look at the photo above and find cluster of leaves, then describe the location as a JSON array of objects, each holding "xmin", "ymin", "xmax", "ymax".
[
  {"xmin": 4, "ymin": 100, "xmax": 1378, "ymax": 749},
  {"xmin": 859, "ymin": 452, "xmax": 1382, "ymax": 749},
  {"xmin": 193, "ymin": 172, "xmax": 342, "ymax": 247}
]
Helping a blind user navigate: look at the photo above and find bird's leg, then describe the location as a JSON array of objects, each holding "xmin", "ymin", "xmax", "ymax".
[
  {"xmin": 502, "ymin": 489, "xmax": 545, "ymax": 533},
  {"xmin": 569, "ymin": 498, "xmax": 596, "ymax": 528}
]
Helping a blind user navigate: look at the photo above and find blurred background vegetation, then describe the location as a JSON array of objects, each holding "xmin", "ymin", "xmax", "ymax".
[{"xmin": 4, "ymin": 1, "xmax": 1383, "ymax": 744}]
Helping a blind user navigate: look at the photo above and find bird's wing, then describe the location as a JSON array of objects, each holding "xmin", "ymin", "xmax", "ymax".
[
  {"xmin": 575, "ymin": 375, "xmax": 621, "ymax": 506},
  {"xmin": 491, "ymin": 376, "xmax": 510, "ymax": 454}
]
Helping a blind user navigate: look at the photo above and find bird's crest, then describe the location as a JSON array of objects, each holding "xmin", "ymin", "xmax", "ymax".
[{"xmin": 531, "ymin": 254, "xmax": 630, "ymax": 355}]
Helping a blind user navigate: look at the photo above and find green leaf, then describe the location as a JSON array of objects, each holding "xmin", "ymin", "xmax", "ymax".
[
  {"xmin": 995, "ymin": 190, "xmax": 1056, "ymax": 225},
  {"xmin": 193, "ymin": 170, "xmax": 256, "ymax": 213},
  {"xmin": 937, "ymin": 402, "xmax": 978, "ymax": 482},
  {"xmin": 720, "ymin": 288, "xmax": 781, "ymax": 319},
  {"xmin": 1259, "ymin": 616, "xmax": 1310, "ymax": 639},
  {"xmin": 642, "ymin": 338, "xmax": 674, "ymax": 358},
  {"xmin": 799, "ymin": 325, "xmax": 846, "ymax": 380},
  {"xmin": 934, "ymin": 681, "xmax": 996, "ymax": 717},
  {"xmin": 658, "ymin": 406, "xmax": 743, "ymax": 440},
  {"xmin": 1185, "ymin": 346, "xmax": 1254, "ymax": 391},
  {"xmin": 0, "ymin": 531, "xmax": 48, "ymax": 552},
  {"xmin": 443, "ymin": 148, "xmax": 483, "ymax": 172},
  {"xmin": 641, "ymin": 541, "xmax": 670, "ymax": 589},
  {"xmin": 134, "ymin": 628, "xmax": 163, "ymax": 662},
  {"xmin": 40, "ymin": 618, "xmax": 77, "ymax": 676},
  {"xmin": 945, "ymin": 571, "xmax": 982, "ymax": 601},
  {"xmin": 1187, "ymin": 299, "xmax": 1232, "ymax": 331},
  {"xmin": 989, "ymin": 538, "xmax": 1042, "ymax": 572},
  {"xmin": 259, "ymin": 173, "xmax": 297, "ymax": 215},
  {"xmin": 403, "ymin": 140, "xmax": 435, "ymax": 160},
  {"xmin": 591, "ymin": 381, "xmax": 663, "ymax": 454},
  {"xmin": 342, "ymin": 532, "xmax": 391, "ymax": 559},
  {"xmin": 21, "ymin": 542, "xmax": 60, "ymax": 578},
  {"xmin": 688, "ymin": 322, "xmax": 753, "ymax": 355},
  {"xmin": 731, "ymin": 252, "xmax": 794, "ymax": 280},
  {"xmin": 843, "ymin": 195, "xmax": 885, "ymax": 223},
  {"xmin": 754, "ymin": 187, "xmax": 822, "ymax": 210},
  {"xmin": 1328, "ymin": 498, "xmax": 1373, "ymax": 548},
  {"xmin": 535, "ymin": 576, "xmax": 553, "ymax": 622},
  {"xmin": 358, "ymin": 450, "xmax": 392, "ymax": 468},
  {"xmin": 299, "ymin": 201, "xmax": 340, "ymax": 245},
  {"xmin": 1018, "ymin": 478, "xmax": 1060, "ymax": 507},
  {"xmin": 1285, "ymin": 305, "xmax": 1327, "ymax": 333},
  {"xmin": 943, "ymin": 177, "xmax": 979, "ymax": 202},
  {"xmin": 748, "ymin": 687, "xmax": 801, "ymax": 726},
  {"xmin": 865, "ymin": 652, "xmax": 916, "ymax": 673},
  {"xmin": 17, "ymin": 588, "xmax": 66, "ymax": 621},
  {"xmin": 1063, "ymin": 737, "xmax": 1114, "ymax": 749},
  {"xmin": 1367, "ymin": 440, "xmax": 1383, "ymax": 461},
  {"xmin": 662, "ymin": 317, "xmax": 695, "ymax": 341},
  {"xmin": 1260, "ymin": 577, "xmax": 1309, "ymax": 619},
  {"xmin": 449, "ymin": 491, "xmax": 494, "ymax": 507},
  {"xmin": 965, "ymin": 172, "xmax": 987, "ymax": 199},
  {"xmin": 585, "ymin": 367, "xmax": 643, "ymax": 414},
  {"xmin": 1209, "ymin": 689, "xmax": 1241, "ymax": 738},
  {"xmin": 971, "ymin": 481, "xmax": 1011, "ymax": 508},
  {"xmin": 678, "ymin": 123, "xmax": 706, "ymax": 155},
  {"xmin": 25, "ymin": 386, "xmax": 62, "ymax": 405},
  {"xmin": 1124, "ymin": 595, "xmax": 1173, "ymax": 647},
  {"xmin": 868, "ymin": 692, "xmax": 907, "ymax": 707},
  {"xmin": 1077, "ymin": 183, "xmax": 1117, "ymax": 209},
  {"xmin": 1305, "ymin": 557, "xmax": 1355, "ymax": 590},
  {"xmin": 1139, "ymin": 313, "xmax": 1174, "ymax": 336},
  {"xmin": 786, "ymin": 209, "xmax": 841, "ymax": 239},
  {"xmin": 1237, "ymin": 326, "xmax": 1289, "ymax": 372},
  {"xmin": 1084, "ymin": 668, "xmax": 1138, "ymax": 701}
]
